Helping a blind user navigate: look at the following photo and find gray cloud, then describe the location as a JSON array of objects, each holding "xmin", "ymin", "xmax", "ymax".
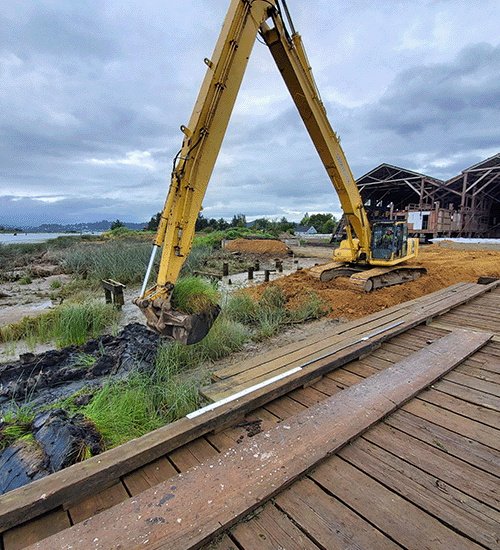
[
  {"xmin": 1, "ymin": 0, "xmax": 500, "ymax": 226},
  {"xmin": 367, "ymin": 43, "xmax": 500, "ymax": 136}
]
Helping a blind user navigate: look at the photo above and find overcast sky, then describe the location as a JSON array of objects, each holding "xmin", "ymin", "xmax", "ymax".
[{"xmin": 2, "ymin": 0, "xmax": 500, "ymax": 227}]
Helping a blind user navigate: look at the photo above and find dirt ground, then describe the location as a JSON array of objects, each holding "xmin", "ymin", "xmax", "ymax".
[{"xmin": 236, "ymin": 240, "xmax": 500, "ymax": 321}]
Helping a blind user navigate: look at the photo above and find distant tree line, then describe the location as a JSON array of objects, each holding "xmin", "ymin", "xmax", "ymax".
[{"xmin": 144, "ymin": 211, "xmax": 337, "ymax": 235}]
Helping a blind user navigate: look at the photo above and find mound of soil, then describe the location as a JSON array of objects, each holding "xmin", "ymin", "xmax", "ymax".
[
  {"xmin": 245, "ymin": 243, "xmax": 500, "ymax": 321},
  {"xmin": 224, "ymin": 238, "xmax": 291, "ymax": 256}
]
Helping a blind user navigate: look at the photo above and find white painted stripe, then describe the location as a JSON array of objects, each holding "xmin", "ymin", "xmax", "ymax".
[
  {"xmin": 187, "ymin": 320, "xmax": 405, "ymax": 420},
  {"xmin": 186, "ymin": 366, "xmax": 303, "ymax": 419}
]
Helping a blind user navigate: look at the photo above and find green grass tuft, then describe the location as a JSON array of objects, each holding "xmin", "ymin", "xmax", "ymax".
[
  {"xmin": 0, "ymin": 301, "xmax": 119, "ymax": 347},
  {"xmin": 170, "ymin": 276, "xmax": 219, "ymax": 314}
]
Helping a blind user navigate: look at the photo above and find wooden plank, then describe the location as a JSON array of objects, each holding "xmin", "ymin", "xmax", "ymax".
[
  {"xmin": 386, "ymin": 408, "xmax": 500, "ymax": 475},
  {"xmin": 122, "ymin": 457, "xmax": 178, "ymax": 496},
  {"xmin": 211, "ymin": 306, "xmax": 410, "ymax": 381},
  {"xmin": 230, "ymin": 501, "xmax": 321, "ymax": 550},
  {"xmin": 210, "ymin": 282, "xmax": 488, "ymax": 392},
  {"xmin": 311, "ymin": 458, "xmax": 485, "ymax": 550},
  {"xmin": 212, "ymin": 282, "xmax": 482, "ymax": 384},
  {"xmin": 431, "ymin": 378, "xmax": 500, "ymax": 412},
  {"xmin": 363, "ymin": 422, "xmax": 500, "ymax": 511},
  {"xmin": 211, "ymin": 280, "xmax": 499, "ymax": 384},
  {"xmin": 419, "ymin": 385, "xmax": 500, "ymax": 429},
  {"xmin": 168, "ymin": 437, "xmax": 219, "ymax": 472},
  {"xmin": 67, "ymin": 481, "xmax": 130, "ymax": 524},
  {"xmin": 204, "ymin": 312, "xmax": 410, "ymax": 400},
  {"xmin": 274, "ymin": 477, "xmax": 401, "ymax": 550},
  {"xmin": 25, "ymin": 329, "xmax": 491, "ymax": 550},
  {"xmin": 431, "ymin": 320, "xmax": 500, "ymax": 341},
  {"xmin": 200, "ymin": 534, "xmax": 238, "ymax": 550},
  {"xmin": 446, "ymin": 370, "xmax": 500, "ymax": 396},
  {"xmin": 263, "ymin": 394, "xmax": 306, "ymax": 420},
  {"xmin": 338, "ymin": 438, "xmax": 500, "ymax": 549},
  {"xmin": 402, "ymin": 396, "xmax": 500, "ymax": 451},
  {"xmin": 2, "ymin": 508, "xmax": 70, "ymax": 550},
  {"xmin": 203, "ymin": 309, "xmax": 432, "ymax": 403}
]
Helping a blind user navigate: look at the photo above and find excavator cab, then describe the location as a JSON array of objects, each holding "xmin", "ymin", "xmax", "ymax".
[{"xmin": 370, "ymin": 221, "xmax": 408, "ymax": 261}]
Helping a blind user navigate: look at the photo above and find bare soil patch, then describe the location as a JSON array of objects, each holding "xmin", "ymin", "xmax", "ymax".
[
  {"xmin": 224, "ymin": 238, "xmax": 291, "ymax": 256},
  {"xmin": 244, "ymin": 242, "xmax": 500, "ymax": 321}
]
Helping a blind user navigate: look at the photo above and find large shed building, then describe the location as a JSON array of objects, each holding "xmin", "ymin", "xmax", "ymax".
[{"xmin": 353, "ymin": 153, "xmax": 500, "ymax": 240}]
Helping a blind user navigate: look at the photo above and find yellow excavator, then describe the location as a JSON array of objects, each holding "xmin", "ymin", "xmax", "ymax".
[{"xmin": 134, "ymin": 0, "xmax": 425, "ymax": 344}]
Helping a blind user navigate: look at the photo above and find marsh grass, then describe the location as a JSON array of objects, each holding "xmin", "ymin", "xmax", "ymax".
[
  {"xmin": 78, "ymin": 315, "xmax": 250, "ymax": 450},
  {"xmin": 225, "ymin": 286, "xmax": 330, "ymax": 340},
  {"xmin": 0, "ymin": 407, "xmax": 35, "ymax": 450},
  {"xmin": 62, "ymin": 239, "xmax": 155, "ymax": 284},
  {"xmin": 0, "ymin": 301, "xmax": 119, "ymax": 347}
]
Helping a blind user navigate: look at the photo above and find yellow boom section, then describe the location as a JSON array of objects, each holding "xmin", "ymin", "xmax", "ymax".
[
  {"xmin": 151, "ymin": 0, "xmax": 275, "ymax": 297},
  {"xmin": 260, "ymin": 13, "xmax": 371, "ymax": 262}
]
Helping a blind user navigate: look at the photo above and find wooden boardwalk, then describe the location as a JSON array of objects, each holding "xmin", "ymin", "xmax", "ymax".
[{"xmin": 0, "ymin": 281, "xmax": 499, "ymax": 549}]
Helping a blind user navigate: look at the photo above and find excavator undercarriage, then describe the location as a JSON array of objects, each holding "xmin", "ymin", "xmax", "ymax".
[{"xmin": 309, "ymin": 262, "xmax": 427, "ymax": 292}]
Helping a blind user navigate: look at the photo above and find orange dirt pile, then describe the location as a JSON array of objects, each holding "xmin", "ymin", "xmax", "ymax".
[
  {"xmin": 224, "ymin": 238, "xmax": 290, "ymax": 255},
  {"xmin": 247, "ymin": 243, "xmax": 500, "ymax": 321}
]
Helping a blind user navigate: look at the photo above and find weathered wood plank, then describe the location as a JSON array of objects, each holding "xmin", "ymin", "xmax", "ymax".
[
  {"xmin": 430, "ymin": 378, "xmax": 500, "ymax": 412},
  {"xmin": 386, "ymin": 408, "xmax": 500, "ymax": 475},
  {"xmin": 204, "ymin": 313, "xmax": 410, "ymax": 400},
  {"xmin": 230, "ymin": 501, "xmax": 321, "ymax": 550},
  {"xmin": 2, "ymin": 508, "xmax": 70, "ymax": 550},
  {"xmin": 338, "ymin": 438, "xmax": 500, "ymax": 549},
  {"xmin": 67, "ymin": 481, "xmax": 130, "ymax": 524},
  {"xmin": 25, "ymin": 329, "xmax": 491, "ymax": 550},
  {"xmin": 274, "ymin": 477, "xmax": 401, "ymax": 550},
  {"xmin": 402, "ymin": 395, "xmax": 500, "ymax": 451},
  {"xmin": 210, "ymin": 281, "xmax": 498, "ymax": 385},
  {"xmin": 446, "ymin": 370, "xmax": 500, "ymax": 396},
  {"xmin": 200, "ymin": 534, "xmax": 238, "ymax": 550},
  {"xmin": 311, "ymin": 458, "xmax": 486, "ymax": 550},
  {"xmin": 364, "ymin": 422, "xmax": 500, "ymax": 511},
  {"xmin": 212, "ymin": 307, "xmax": 410, "ymax": 382},
  {"xmin": 168, "ymin": 437, "xmax": 219, "ymax": 472},
  {"xmin": 420, "ymin": 385, "xmax": 500, "ymax": 429},
  {"xmin": 431, "ymin": 320, "xmax": 500, "ymax": 341},
  {"xmin": 122, "ymin": 457, "xmax": 178, "ymax": 496}
]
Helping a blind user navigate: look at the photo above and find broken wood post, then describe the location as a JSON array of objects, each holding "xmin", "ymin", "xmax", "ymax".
[
  {"xmin": 101, "ymin": 280, "xmax": 126, "ymax": 309},
  {"xmin": 248, "ymin": 267, "xmax": 254, "ymax": 280},
  {"xmin": 264, "ymin": 269, "xmax": 270, "ymax": 282},
  {"xmin": 222, "ymin": 263, "xmax": 229, "ymax": 276}
]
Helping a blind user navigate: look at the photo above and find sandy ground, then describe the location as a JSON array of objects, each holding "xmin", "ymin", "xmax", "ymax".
[{"xmin": 1, "ymin": 240, "xmax": 500, "ymax": 362}]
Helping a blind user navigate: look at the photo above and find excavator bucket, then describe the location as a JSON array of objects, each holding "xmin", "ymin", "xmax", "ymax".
[{"xmin": 135, "ymin": 295, "xmax": 221, "ymax": 345}]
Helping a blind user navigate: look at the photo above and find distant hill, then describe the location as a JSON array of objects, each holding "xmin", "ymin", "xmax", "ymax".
[{"xmin": 17, "ymin": 220, "xmax": 146, "ymax": 233}]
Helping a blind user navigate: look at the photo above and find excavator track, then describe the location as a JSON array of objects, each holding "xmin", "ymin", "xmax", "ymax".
[
  {"xmin": 308, "ymin": 261, "xmax": 365, "ymax": 282},
  {"xmin": 348, "ymin": 266, "xmax": 427, "ymax": 292},
  {"xmin": 308, "ymin": 262, "xmax": 427, "ymax": 292}
]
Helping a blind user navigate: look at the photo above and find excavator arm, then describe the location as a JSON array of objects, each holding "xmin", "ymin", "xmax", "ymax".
[
  {"xmin": 135, "ymin": 0, "xmax": 276, "ymax": 343},
  {"xmin": 260, "ymin": 10, "xmax": 371, "ymax": 261}
]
